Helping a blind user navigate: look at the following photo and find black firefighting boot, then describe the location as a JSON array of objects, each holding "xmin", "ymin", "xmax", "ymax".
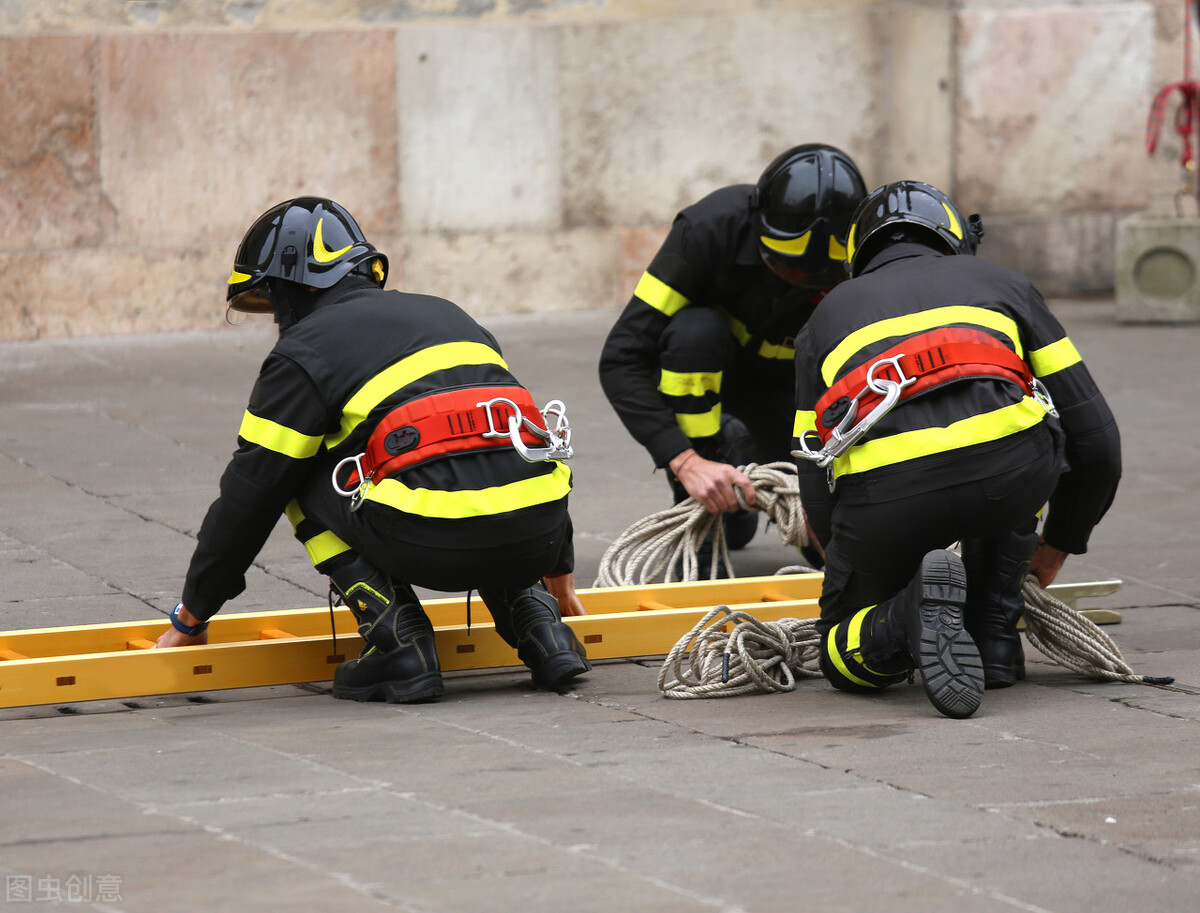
[
  {"xmin": 859, "ymin": 549, "xmax": 985, "ymax": 719},
  {"xmin": 962, "ymin": 528, "xmax": 1038, "ymax": 689},
  {"xmin": 328, "ymin": 557, "xmax": 443, "ymax": 704},
  {"xmin": 478, "ymin": 583, "xmax": 591, "ymax": 688}
]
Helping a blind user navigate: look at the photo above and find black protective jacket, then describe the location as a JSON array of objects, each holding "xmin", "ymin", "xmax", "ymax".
[
  {"xmin": 793, "ymin": 244, "xmax": 1121, "ymax": 554},
  {"xmin": 599, "ymin": 185, "xmax": 827, "ymax": 467},
  {"xmin": 182, "ymin": 280, "xmax": 572, "ymax": 620}
]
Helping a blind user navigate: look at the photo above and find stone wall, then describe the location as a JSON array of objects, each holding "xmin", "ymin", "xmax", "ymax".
[{"xmin": 0, "ymin": 0, "xmax": 1183, "ymax": 339}]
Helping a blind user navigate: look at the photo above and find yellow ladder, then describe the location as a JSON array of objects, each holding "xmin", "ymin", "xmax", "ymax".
[{"xmin": 0, "ymin": 575, "xmax": 1119, "ymax": 709}]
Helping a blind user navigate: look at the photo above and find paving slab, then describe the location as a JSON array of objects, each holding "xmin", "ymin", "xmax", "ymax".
[{"xmin": 1, "ymin": 301, "xmax": 1199, "ymax": 912}]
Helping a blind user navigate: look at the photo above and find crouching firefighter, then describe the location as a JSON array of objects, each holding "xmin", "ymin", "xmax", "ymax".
[
  {"xmin": 156, "ymin": 197, "xmax": 591, "ymax": 702},
  {"xmin": 792, "ymin": 181, "xmax": 1121, "ymax": 719}
]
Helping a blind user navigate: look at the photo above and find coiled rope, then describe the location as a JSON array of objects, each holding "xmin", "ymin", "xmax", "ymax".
[
  {"xmin": 596, "ymin": 463, "xmax": 1178, "ymax": 697},
  {"xmin": 1021, "ymin": 579, "xmax": 1178, "ymax": 689},
  {"xmin": 657, "ymin": 607, "xmax": 821, "ymax": 699},
  {"xmin": 595, "ymin": 461, "xmax": 810, "ymax": 587}
]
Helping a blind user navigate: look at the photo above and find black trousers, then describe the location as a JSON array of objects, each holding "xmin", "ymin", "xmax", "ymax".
[
  {"xmin": 658, "ymin": 306, "xmax": 794, "ymax": 463},
  {"xmin": 290, "ymin": 457, "xmax": 573, "ymax": 593},
  {"xmin": 817, "ymin": 421, "xmax": 1064, "ymax": 637}
]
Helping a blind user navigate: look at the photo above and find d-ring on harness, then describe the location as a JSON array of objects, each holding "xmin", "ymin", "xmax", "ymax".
[
  {"xmin": 793, "ymin": 327, "xmax": 1056, "ymax": 489},
  {"xmin": 333, "ymin": 385, "xmax": 574, "ymax": 510}
]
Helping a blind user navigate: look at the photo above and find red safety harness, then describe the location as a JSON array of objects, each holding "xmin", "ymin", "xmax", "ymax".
[
  {"xmin": 813, "ymin": 327, "xmax": 1033, "ymax": 444},
  {"xmin": 344, "ymin": 385, "xmax": 550, "ymax": 488}
]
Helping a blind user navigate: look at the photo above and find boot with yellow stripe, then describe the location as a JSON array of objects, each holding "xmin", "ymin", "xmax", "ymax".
[
  {"xmin": 329, "ymin": 557, "xmax": 443, "ymax": 704},
  {"xmin": 859, "ymin": 549, "xmax": 985, "ymax": 719},
  {"xmin": 825, "ymin": 549, "xmax": 984, "ymax": 719}
]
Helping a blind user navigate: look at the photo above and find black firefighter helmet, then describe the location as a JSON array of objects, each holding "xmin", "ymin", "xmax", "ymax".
[
  {"xmin": 845, "ymin": 181, "xmax": 985, "ymax": 278},
  {"xmin": 752, "ymin": 143, "xmax": 867, "ymax": 287},
  {"xmin": 226, "ymin": 197, "xmax": 388, "ymax": 317}
]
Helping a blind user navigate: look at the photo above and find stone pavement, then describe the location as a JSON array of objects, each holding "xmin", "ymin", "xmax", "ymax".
[{"xmin": 0, "ymin": 301, "xmax": 1198, "ymax": 912}]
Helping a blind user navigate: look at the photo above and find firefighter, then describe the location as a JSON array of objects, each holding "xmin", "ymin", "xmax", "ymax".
[
  {"xmin": 156, "ymin": 197, "xmax": 591, "ymax": 703},
  {"xmin": 792, "ymin": 181, "xmax": 1121, "ymax": 719},
  {"xmin": 598, "ymin": 144, "xmax": 866, "ymax": 572}
]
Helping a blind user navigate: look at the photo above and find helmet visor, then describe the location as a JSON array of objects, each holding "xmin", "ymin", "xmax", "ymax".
[{"xmin": 227, "ymin": 284, "xmax": 273, "ymax": 314}]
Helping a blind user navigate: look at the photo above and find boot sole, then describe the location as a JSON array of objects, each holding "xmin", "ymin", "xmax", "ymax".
[
  {"xmin": 532, "ymin": 653, "xmax": 592, "ymax": 689},
  {"xmin": 332, "ymin": 672, "xmax": 444, "ymax": 704},
  {"xmin": 912, "ymin": 552, "xmax": 985, "ymax": 719}
]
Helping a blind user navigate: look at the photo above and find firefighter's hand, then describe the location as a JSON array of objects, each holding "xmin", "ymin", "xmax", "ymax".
[
  {"xmin": 544, "ymin": 572, "xmax": 586, "ymax": 617},
  {"xmin": 154, "ymin": 603, "xmax": 209, "ymax": 648},
  {"xmin": 1029, "ymin": 540, "xmax": 1069, "ymax": 588},
  {"xmin": 670, "ymin": 449, "xmax": 756, "ymax": 514}
]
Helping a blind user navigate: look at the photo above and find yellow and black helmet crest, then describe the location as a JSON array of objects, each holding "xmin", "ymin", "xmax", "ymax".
[
  {"xmin": 227, "ymin": 197, "xmax": 389, "ymax": 314},
  {"xmin": 753, "ymin": 143, "xmax": 867, "ymax": 285}
]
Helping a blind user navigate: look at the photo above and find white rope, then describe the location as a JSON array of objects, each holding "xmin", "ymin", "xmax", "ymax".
[
  {"xmin": 657, "ymin": 605, "xmax": 822, "ymax": 699},
  {"xmin": 596, "ymin": 461, "xmax": 810, "ymax": 587},
  {"xmin": 1021, "ymin": 577, "xmax": 1176, "ymax": 687}
]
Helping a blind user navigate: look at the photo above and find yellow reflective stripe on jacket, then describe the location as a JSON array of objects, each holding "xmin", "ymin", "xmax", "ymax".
[
  {"xmin": 758, "ymin": 340, "xmax": 796, "ymax": 361},
  {"xmin": 1028, "ymin": 336, "xmax": 1081, "ymax": 377},
  {"xmin": 675, "ymin": 404, "xmax": 722, "ymax": 439},
  {"xmin": 363, "ymin": 461, "xmax": 572, "ymax": 519},
  {"xmin": 822, "ymin": 306, "xmax": 1024, "ymax": 387},
  {"xmin": 634, "ymin": 272, "xmax": 690, "ymax": 317},
  {"xmin": 793, "ymin": 409, "xmax": 817, "ymax": 437},
  {"xmin": 659, "ymin": 368, "xmax": 721, "ymax": 398},
  {"xmin": 832, "ymin": 397, "xmax": 1048, "ymax": 479},
  {"xmin": 327, "ymin": 341, "xmax": 509, "ymax": 448},
  {"xmin": 239, "ymin": 411, "xmax": 324, "ymax": 460}
]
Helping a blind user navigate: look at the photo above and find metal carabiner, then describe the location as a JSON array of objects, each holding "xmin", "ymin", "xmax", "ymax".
[
  {"xmin": 476, "ymin": 395, "xmax": 574, "ymax": 462},
  {"xmin": 792, "ymin": 352, "xmax": 917, "ymax": 487},
  {"xmin": 508, "ymin": 400, "xmax": 574, "ymax": 462},
  {"xmin": 1031, "ymin": 378, "xmax": 1059, "ymax": 417},
  {"xmin": 332, "ymin": 453, "xmax": 371, "ymax": 512}
]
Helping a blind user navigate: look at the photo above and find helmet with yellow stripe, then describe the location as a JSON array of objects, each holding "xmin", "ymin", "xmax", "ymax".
[
  {"xmin": 845, "ymin": 181, "xmax": 984, "ymax": 278},
  {"xmin": 227, "ymin": 197, "xmax": 389, "ymax": 315},
  {"xmin": 753, "ymin": 144, "xmax": 866, "ymax": 287}
]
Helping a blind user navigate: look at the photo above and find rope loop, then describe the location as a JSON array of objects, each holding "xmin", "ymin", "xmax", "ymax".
[
  {"xmin": 1021, "ymin": 577, "xmax": 1177, "ymax": 689},
  {"xmin": 657, "ymin": 605, "xmax": 822, "ymax": 699},
  {"xmin": 596, "ymin": 461, "xmax": 810, "ymax": 587}
]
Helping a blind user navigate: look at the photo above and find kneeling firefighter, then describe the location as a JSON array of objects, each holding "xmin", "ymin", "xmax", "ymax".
[
  {"xmin": 157, "ymin": 197, "xmax": 591, "ymax": 702},
  {"xmin": 792, "ymin": 182, "xmax": 1121, "ymax": 719}
]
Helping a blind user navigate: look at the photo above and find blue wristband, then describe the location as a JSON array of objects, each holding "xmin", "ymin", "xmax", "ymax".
[{"xmin": 170, "ymin": 603, "xmax": 209, "ymax": 636}]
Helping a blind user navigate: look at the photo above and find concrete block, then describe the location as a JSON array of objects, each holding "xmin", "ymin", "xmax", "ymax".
[
  {"xmin": 558, "ymin": 10, "xmax": 883, "ymax": 226},
  {"xmin": 1115, "ymin": 215, "xmax": 1200, "ymax": 323},
  {"xmin": 401, "ymin": 226, "xmax": 619, "ymax": 316},
  {"xmin": 396, "ymin": 25, "xmax": 562, "ymax": 232},
  {"xmin": 96, "ymin": 31, "xmax": 399, "ymax": 247},
  {"xmin": 0, "ymin": 244, "xmax": 229, "ymax": 340},
  {"xmin": 956, "ymin": 6, "xmax": 1153, "ymax": 215},
  {"xmin": 0, "ymin": 35, "xmax": 104, "ymax": 252},
  {"xmin": 884, "ymin": 3, "xmax": 954, "ymax": 189},
  {"xmin": 976, "ymin": 211, "xmax": 1117, "ymax": 296}
]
